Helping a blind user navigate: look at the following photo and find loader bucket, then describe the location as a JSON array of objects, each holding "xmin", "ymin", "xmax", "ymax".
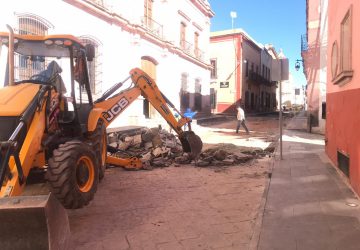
[
  {"xmin": 179, "ymin": 131, "xmax": 203, "ymax": 160},
  {"xmin": 0, "ymin": 193, "xmax": 70, "ymax": 250}
]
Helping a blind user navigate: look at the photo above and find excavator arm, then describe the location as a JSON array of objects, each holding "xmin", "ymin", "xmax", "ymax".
[{"xmin": 91, "ymin": 68, "xmax": 203, "ymax": 169}]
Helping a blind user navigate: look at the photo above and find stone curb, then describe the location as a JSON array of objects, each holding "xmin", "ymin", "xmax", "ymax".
[{"xmin": 248, "ymin": 137, "xmax": 279, "ymax": 250}]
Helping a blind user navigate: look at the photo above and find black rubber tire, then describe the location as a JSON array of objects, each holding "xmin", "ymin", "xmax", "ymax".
[
  {"xmin": 46, "ymin": 140, "xmax": 99, "ymax": 209},
  {"xmin": 87, "ymin": 120, "xmax": 107, "ymax": 180}
]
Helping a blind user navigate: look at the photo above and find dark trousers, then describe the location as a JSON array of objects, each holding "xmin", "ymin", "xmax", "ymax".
[{"xmin": 236, "ymin": 119, "xmax": 249, "ymax": 134}]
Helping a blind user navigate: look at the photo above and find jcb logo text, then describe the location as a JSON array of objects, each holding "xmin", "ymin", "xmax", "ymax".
[{"xmin": 103, "ymin": 97, "xmax": 129, "ymax": 122}]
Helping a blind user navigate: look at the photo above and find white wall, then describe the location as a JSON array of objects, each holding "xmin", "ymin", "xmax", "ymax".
[{"xmin": 0, "ymin": 0, "xmax": 212, "ymax": 129}]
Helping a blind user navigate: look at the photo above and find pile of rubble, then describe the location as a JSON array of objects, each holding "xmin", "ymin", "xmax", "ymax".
[{"xmin": 107, "ymin": 127, "xmax": 275, "ymax": 169}]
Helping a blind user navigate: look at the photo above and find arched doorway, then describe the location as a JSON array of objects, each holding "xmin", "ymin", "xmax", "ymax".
[{"xmin": 141, "ymin": 56, "xmax": 158, "ymax": 118}]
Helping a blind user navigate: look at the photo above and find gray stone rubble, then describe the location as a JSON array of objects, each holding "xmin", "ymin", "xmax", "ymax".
[{"xmin": 107, "ymin": 127, "xmax": 275, "ymax": 169}]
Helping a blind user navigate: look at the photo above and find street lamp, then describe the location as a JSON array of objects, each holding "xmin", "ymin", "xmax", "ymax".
[{"xmin": 295, "ymin": 59, "xmax": 304, "ymax": 71}]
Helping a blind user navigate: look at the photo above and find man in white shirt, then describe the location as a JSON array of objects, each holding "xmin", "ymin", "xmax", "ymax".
[{"xmin": 236, "ymin": 105, "xmax": 250, "ymax": 134}]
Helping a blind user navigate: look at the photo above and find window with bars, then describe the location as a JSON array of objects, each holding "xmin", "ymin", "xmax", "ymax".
[
  {"xmin": 210, "ymin": 59, "xmax": 217, "ymax": 79},
  {"xmin": 194, "ymin": 32, "xmax": 199, "ymax": 56},
  {"xmin": 144, "ymin": 0, "xmax": 153, "ymax": 27},
  {"xmin": 180, "ymin": 22, "xmax": 186, "ymax": 49},
  {"xmin": 79, "ymin": 37, "xmax": 102, "ymax": 96},
  {"xmin": 16, "ymin": 14, "xmax": 51, "ymax": 80}
]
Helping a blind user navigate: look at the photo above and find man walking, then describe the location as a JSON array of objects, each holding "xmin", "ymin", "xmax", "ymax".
[{"xmin": 236, "ymin": 105, "xmax": 250, "ymax": 134}]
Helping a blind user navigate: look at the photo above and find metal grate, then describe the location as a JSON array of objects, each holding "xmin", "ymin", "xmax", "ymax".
[
  {"xmin": 15, "ymin": 14, "xmax": 51, "ymax": 81},
  {"xmin": 79, "ymin": 37, "xmax": 103, "ymax": 98},
  {"xmin": 337, "ymin": 151, "xmax": 350, "ymax": 178},
  {"xmin": 141, "ymin": 16, "xmax": 164, "ymax": 40}
]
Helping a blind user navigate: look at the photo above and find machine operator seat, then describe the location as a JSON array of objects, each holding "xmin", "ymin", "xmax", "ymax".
[{"xmin": 30, "ymin": 60, "xmax": 67, "ymax": 93}]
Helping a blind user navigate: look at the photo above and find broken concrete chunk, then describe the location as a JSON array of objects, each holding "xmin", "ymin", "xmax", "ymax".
[
  {"xmin": 175, "ymin": 155, "xmax": 191, "ymax": 164},
  {"xmin": 152, "ymin": 158, "xmax": 171, "ymax": 167},
  {"xmin": 152, "ymin": 134, "xmax": 163, "ymax": 147},
  {"xmin": 164, "ymin": 138, "xmax": 178, "ymax": 149},
  {"xmin": 201, "ymin": 156, "xmax": 213, "ymax": 163},
  {"xmin": 152, "ymin": 147, "xmax": 170, "ymax": 157},
  {"xmin": 171, "ymin": 145, "xmax": 183, "ymax": 154},
  {"xmin": 214, "ymin": 149, "xmax": 227, "ymax": 161},
  {"xmin": 107, "ymin": 133, "xmax": 118, "ymax": 144},
  {"xmin": 144, "ymin": 142, "xmax": 153, "ymax": 150},
  {"xmin": 141, "ymin": 152, "xmax": 152, "ymax": 162},
  {"xmin": 142, "ymin": 161, "xmax": 153, "ymax": 170},
  {"xmin": 108, "ymin": 142, "xmax": 118, "ymax": 148},
  {"xmin": 233, "ymin": 152, "xmax": 253, "ymax": 163},
  {"xmin": 124, "ymin": 136, "xmax": 133, "ymax": 143},
  {"xmin": 196, "ymin": 160, "xmax": 211, "ymax": 167},
  {"xmin": 141, "ymin": 129, "xmax": 155, "ymax": 142},
  {"xmin": 222, "ymin": 158, "xmax": 235, "ymax": 165},
  {"xmin": 117, "ymin": 141, "xmax": 131, "ymax": 151},
  {"xmin": 132, "ymin": 134, "xmax": 142, "ymax": 145}
]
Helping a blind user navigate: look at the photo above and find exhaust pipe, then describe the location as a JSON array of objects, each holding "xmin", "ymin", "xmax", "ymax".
[{"xmin": 6, "ymin": 25, "xmax": 14, "ymax": 86}]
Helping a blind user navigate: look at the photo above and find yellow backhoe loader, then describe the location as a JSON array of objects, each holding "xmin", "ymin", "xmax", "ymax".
[{"xmin": 0, "ymin": 26, "xmax": 202, "ymax": 249}]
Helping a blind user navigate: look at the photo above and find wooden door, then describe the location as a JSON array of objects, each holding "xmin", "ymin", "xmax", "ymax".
[{"xmin": 141, "ymin": 57, "xmax": 157, "ymax": 118}]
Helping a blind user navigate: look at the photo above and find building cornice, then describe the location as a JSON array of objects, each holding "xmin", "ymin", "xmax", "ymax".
[
  {"xmin": 210, "ymin": 32, "xmax": 262, "ymax": 51},
  {"xmin": 192, "ymin": 21, "xmax": 203, "ymax": 31},
  {"xmin": 190, "ymin": 0, "xmax": 215, "ymax": 18},
  {"xmin": 64, "ymin": 0, "xmax": 211, "ymax": 70},
  {"xmin": 178, "ymin": 10, "xmax": 191, "ymax": 22}
]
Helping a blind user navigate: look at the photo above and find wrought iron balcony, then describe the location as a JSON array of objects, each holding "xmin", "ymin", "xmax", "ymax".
[
  {"xmin": 180, "ymin": 40, "xmax": 193, "ymax": 55},
  {"xmin": 249, "ymin": 71, "xmax": 273, "ymax": 85},
  {"xmin": 301, "ymin": 34, "xmax": 308, "ymax": 52},
  {"xmin": 87, "ymin": 0, "xmax": 111, "ymax": 10},
  {"xmin": 194, "ymin": 47, "xmax": 204, "ymax": 61},
  {"xmin": 141, "ymin": 16, "xmax": 164, "ymax": 40}
]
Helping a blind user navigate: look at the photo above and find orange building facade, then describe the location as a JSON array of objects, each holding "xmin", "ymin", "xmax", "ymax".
[{"xmin": 326, "ymin": 1, "xmax": 360, "ymax": 194}]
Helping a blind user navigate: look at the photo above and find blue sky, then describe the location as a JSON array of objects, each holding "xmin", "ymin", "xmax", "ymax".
[{"xmin": 208, "ymin": 0, "xmax": 306, "ymax": 87}]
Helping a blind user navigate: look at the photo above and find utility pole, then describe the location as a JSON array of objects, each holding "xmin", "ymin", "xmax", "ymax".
[
  {"xmin": 230, "ymin": 11, "xmax": 237, "ymax": 104},
  {"xmin": 279, "ymin": 81, "xmax": 283, "ymax": 160}
]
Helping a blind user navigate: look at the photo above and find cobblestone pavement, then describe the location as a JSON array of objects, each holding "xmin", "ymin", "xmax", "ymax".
[
  {"xmin": 69, "ymin": 162, "xmax": 270, "ymax": 250},
  {"xmin": 69, "ymin": 117, "xmax": 277, "ymax": 250}
]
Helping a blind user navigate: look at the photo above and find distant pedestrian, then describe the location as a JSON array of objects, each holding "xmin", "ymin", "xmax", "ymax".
[{"xmin": 236, "ymin": 105, "xmax": 250, "ymax": 134}]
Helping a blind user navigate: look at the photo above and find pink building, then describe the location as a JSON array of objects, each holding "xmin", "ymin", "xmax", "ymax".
[
  {"xmin": 210, "ymin": 30, "xmax": 277, "ymax": 114},
  {"xmin": 301, "ymin": 0, "xmax": 327, "ymax": 134},
  {"xmin": 326, "ymin": 1, "xmax": 360, "ymax": 194}
]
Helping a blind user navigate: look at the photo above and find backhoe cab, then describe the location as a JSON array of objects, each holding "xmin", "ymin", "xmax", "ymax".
[{"xmin": 0, "ymin": 26, "xmax": 202, "ymax": 249}]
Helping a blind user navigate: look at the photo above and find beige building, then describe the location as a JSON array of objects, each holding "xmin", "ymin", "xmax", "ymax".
[{"xmin": 210, "ymin": 29, "xmax": 277, "ymax": 114}]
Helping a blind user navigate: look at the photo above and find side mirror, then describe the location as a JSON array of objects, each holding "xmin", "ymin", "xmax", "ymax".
[{"xmin": 85, "ymin": 44, "xmax": 95, "ymax": 62}]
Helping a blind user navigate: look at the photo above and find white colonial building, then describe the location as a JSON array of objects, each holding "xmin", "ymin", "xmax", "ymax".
[{"xmin": 0, "ymin": 0, "xmax": 214, "ymax": 128}]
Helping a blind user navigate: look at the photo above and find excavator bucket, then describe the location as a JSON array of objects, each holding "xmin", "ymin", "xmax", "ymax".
[
  {"xmin": 179, "ymin": 131, "xmax": 203, "ymax": 160},
  {"xmin": 0, "ymin": 193, "xmax": 70, "ymax": 250}
]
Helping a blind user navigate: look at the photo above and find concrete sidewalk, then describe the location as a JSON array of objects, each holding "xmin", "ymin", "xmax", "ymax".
[{"xmin": 257, "ymin": 123, "xmax": 360, "ymax": 249}]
